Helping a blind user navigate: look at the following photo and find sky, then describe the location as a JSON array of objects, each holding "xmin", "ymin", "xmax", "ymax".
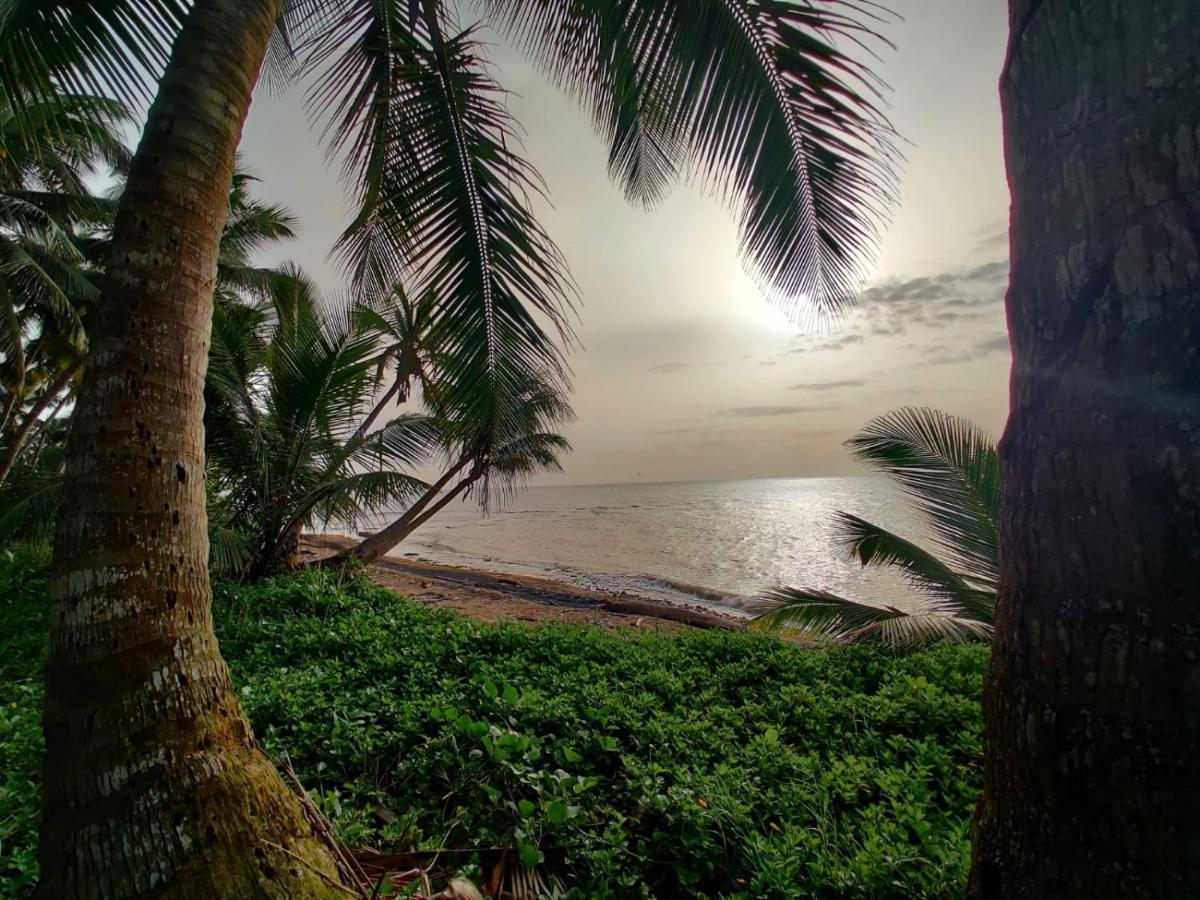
[{"xmin": 238, "ymin": 1, "xmax": 1011, "ymax": 485}]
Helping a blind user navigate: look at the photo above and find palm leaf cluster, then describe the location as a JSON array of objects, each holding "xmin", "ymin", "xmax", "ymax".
[
  {"xmin": 3, "ymin": 0, "xmax": 900, "ymax": 464},
  {"xmin": 2, "ymin": 1, "xmax": 904, "ymax": 572},
  {"xmin": 482, "ymin": 0, "xmax": 900, "ymax": 316},
  {"xmin": 295, "ymin": 2, "xmax": 579, "ymax": 461},
  {"xmin": 756, "ymin": 407, "xmax": 999, "ymax": 648},
  {"xmin": 205, "ymin": 277, "xmax": 437, "ymax": 578},
  {"xmin": 0, "ymin": 87, "xmax": 129, "ymax": 490}
]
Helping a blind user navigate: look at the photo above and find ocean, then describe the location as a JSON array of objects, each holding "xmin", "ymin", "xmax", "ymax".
[{"xmin": 339, "ymin": 476, "xmax": 925, "ymax": 617}]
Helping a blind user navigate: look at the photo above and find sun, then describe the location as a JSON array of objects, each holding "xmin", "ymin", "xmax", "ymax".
[{"xmin": 727, "ymin": 265, "xmax": 811, "ymax": 336}]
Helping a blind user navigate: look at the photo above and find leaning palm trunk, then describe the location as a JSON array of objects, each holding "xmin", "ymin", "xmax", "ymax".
[
  {"xmin": 39, "ymin": 2, "xmax": 340, "ymax": 897},
  {"xmin": 0, "ymin": 362, "xmax": 79, "ymax": 485},
  {"xmin": 969, "ymin": 0, "xmax": 1200, "ymax": 895},
  {"xmin": 329, "ymin": 455, "xmax": 476, "ymax": 567}
]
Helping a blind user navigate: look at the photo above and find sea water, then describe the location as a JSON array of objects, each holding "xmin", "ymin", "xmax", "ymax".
[{"xmin": 344, "ymin": 477, "xmax": 926, "ymax": 616}]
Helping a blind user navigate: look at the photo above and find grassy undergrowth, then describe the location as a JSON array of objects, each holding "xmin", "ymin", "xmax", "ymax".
[{"xmin": 1, "ymin": 556, "xmax": 987, "ymax": 898}]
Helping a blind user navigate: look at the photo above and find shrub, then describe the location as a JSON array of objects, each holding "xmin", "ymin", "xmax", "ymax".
[{"xmin": 0, "ymin": 563, "xmax": 987, "ymax": 897}]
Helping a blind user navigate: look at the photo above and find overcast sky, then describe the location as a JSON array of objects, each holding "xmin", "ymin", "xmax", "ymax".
[{"xmin": 238, "ymin": 1, "xmax": 1011, "ymax": 485}]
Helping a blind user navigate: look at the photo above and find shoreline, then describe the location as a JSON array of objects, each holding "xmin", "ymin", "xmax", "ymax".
[{"xmin": 301, "ymin": 534, "xmax": 744, "ymax": 630}]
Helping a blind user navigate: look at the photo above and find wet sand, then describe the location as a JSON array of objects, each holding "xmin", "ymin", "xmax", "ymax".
[{"xmin": 302, "ymin": 534, "xmax": 742, "ymax": 631}]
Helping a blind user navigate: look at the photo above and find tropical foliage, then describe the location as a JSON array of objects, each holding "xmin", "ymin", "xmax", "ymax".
[
  {"xmin": 1, "ymin": 0, "xmax": 900, "ymax": 503},
  {"xmin": 205, "ymin": 275, "xmax": 438, "ymax": 578},
  {"xmin": 0, "ymin": 88, "xmax": 127, "ymax": 486},
  {"xmin": 2, "ymin": 559, "xmax": 986, "ymax": 898},
  {"xmin": 757, "ymin": 407, "xmax": 999, "ymax": 647},
  {"xmin": 0, "ymin": 153, "xmax": 305, "ymax": 544}
]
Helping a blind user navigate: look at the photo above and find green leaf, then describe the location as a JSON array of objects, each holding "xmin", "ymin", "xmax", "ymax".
[
  {"xmin": 517, "ymin": 799, "xmax": 536, "ymax": 818},
  {"xmin": 516, "ymin": 833, "xmax": 541, "ymax": 869},
  {"xmin": 547, "ymin": 800, "xmax": 569, "ymax": 825}
]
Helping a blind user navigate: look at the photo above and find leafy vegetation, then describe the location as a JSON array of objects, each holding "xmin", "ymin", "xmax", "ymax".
[
  {"xmin": 205, "ymin": 275, "xmax": 437, "ymax": 577},
  {"xmin": 757, "ymin": 408, "xmax": 998, "ymax": 648},
  {"xmin": 2, "ymin": 555, "xmax": 985, "ymax": 898}
]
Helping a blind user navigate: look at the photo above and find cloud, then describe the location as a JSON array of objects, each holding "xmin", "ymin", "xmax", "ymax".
[
  {"xmin": 923, "ymin": 332, "xmax": 1011, "ymax": 366},
  {"xmin": 964, "ymin": 260, "xmax": 1009, "ymax": 283},
  {"xmin": 788, "ymin": 379, "xmax": 866, "ymax": 391},
  {"xmin": 973, "ymin": 333, "xmax": 1010, "ymax": 354},
  {"xmin": 788, "ymin": 333, "xmax": 864, "ymax": 353},
  {"xmin": 779, "ymin": 260, "xmax": 1009, "ymax": 357},
  {"xmin": 970, "ymin": 219, "xmax": 1010, "ymax": 254},
  {"xmin": 647, "ymin": 362, "xmax": 690, "ymax": 374},
  {"xmin": 717, "ymin": 405, "xmax": 835, "ymax": 418}
]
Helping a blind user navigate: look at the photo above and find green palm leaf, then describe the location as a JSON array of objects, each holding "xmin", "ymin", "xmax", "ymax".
[
  {"xmin": 303, "ymin": 6, "xmax": 576, "ymax": 431},
  {"xmin": 0, "ymin": 0, "xmax": 187, "ymax": 115},
  {"xmin": 833, "ymin": 512, "xmax": 994, "ymax": 622},
  {"xmin": 755, "ymin": 587, "xmax": 992, "ymax": 649},
  {"xmin": 755, "ymin": 586, "xmax": 910, "ymax": 641},
  {"xmin": 481, "ymin": 0, "xmax": 900, "ymax": 316},
  {"xmin": 846, "ymin": 407, "xmax": 999, "ymax": 588},
  {"xmin": 757, "ymin": 407, "xmax": 999, "ymax": 649}
]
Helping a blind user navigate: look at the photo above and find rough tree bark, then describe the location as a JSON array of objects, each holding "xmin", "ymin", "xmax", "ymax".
[
  {"xmin": 38, "ymin": 2, "xmax": 341, "ymax": 896},
  {"xmin": 970, "ymin": 1, "xmax": 1200, "ymax": 896}
]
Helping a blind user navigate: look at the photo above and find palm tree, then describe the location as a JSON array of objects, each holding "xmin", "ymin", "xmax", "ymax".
[
  {"xmin": 756, "ymin": 408, "xmax": 998, "ymax": 648},
  {"xmin": 205, "ymin": 276, "xmax": 435, "ymax": 578},
  {"xmin": 331, "ymin": 367, "xmax": 574, "ymax": 568},
  {"xmin": 969, "ymin": 2, "xmax": 1200, "ymax": 895},
  {"xmin": 350, "ymin": 282, "xmax": 438, "ymax": 441},
  {"xmin": 7, "ymin": 3, "xmax": 899, "ymax": 895},
  {"xmin": 0, "ymin": 162, "xmax": 300, "ymax": 500},
  {"xmin": 0, "ymin": 89, "xmax": 129, "ymax": 484}
]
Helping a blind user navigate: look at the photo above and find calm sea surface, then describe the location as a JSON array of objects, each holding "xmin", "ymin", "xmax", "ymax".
[{"xmin": 343, "ymin": 477, "xmax": 924, "ymax": 617}]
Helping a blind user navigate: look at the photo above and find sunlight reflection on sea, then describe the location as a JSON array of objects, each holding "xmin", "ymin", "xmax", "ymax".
[{"xmin": 341, "ymin": 477, "xmax": 925, "ymax": 616}]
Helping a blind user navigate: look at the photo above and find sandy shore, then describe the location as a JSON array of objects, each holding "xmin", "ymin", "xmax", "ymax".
[{"xmin": 302, "ymin": 534, "xmax": 742, "ymax": 631}]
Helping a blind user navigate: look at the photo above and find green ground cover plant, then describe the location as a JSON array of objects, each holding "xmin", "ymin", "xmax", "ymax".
[{"xmin": 1, "ymin": 556, "xmax": 986, "ymax": 898}]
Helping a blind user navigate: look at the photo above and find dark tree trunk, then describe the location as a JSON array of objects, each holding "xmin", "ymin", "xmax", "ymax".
[
  {"xmin": 970, "ymin": 1, "xmax": 1200, "ymax": 896},
  {"xmin": 39, "ymin": 2, "xmax": 341, "ymax": 896}
]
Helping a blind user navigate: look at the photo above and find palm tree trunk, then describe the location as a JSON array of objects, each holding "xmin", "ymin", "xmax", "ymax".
[
  {"xmin": 0, "ymin": 362, "xmax": 79, "ymax": 485},
  {"xmin": 39, "ymin": 2, "xmax": 341, "ymax": 897},
  {"xmin": 405, "ymin": 472, "xmax": 476, "ymax": 532},
  {"xmin": 969, "ymin": 1, "xmax": 1200, "ymax": 896},
  {"xmin": 353, "ymin": 373, "xmax": 406, "ymax": 443},
  {"xmin": 23, "ymin": 387, "xmax": 73, "ymax": 463},
  {"xmin": 330, "ymin": 455, "xmax": 474, "ymax": 567}
]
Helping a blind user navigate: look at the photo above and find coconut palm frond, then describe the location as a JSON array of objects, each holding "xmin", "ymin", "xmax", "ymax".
[
  {"xmin": 846, "ymin": 406, "xmax": 999, "ymax": 586},
  {"xmin": 755, "ymin": 587, "xmax": 992, "ymax": 649},
  {"xmin": 833, "ymin": 512, "xmax": 994, "ymax": 622},
  {"xmin": 481, "ymin": 0, "xmax": 900, "ymax": 317},
  {"xmin": 208, "ymin": 523, "xmax": 254, "ymax": 578},
  {"xmin": 205, "ymin": 272, "xmax": 442, "ymax": 577},
  {"xmin": 858, "ymin": 613, "xmax": 993, "ymax": 649},
  {"xmin": 221, "ymin": 169, "xmax": 300, "ymax": 265},
  {"xmin": 0, "ymin": 463, "xmax": 60, "ymax": 544},
  {"xmin": 754, "ymin": 586, "xmax": 911, "ymax": 641},
  {"xmin": 303, "ymin": 6, "xmax": 576, "ymax": 457},
  {"xmin": 757, "ymin": 408, "xmax": 999, "ymax": 649},
  {"xmin": 0, "ymin": 0, "xmax": 188, "ymax": 116}
]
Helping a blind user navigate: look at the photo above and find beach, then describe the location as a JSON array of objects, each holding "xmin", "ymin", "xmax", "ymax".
[{"xmin": 302, "ymin": 534, "xmax": 742, "ymax": 630}]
